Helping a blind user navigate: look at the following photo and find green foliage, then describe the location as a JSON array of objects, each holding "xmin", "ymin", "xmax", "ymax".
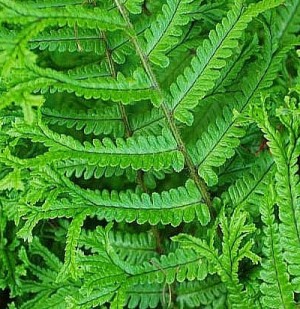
[{"xmin": 0, "ymin": 0, "xmax": 299, "ymax": 308}]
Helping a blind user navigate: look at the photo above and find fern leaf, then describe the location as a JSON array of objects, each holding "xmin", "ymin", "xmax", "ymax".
[
  {"xmin": 131, "ymin": 248, "xmax": 208, "ymax": 285},
  {"xmin": 11, "ymin": 120, "xmax": 184, "ymax": 172},
  {"xmin": 2, "ymin": 65, "xmax": 158, "ymax": 105},
  {"xmin": 42, "ymin": 105, "xmax": 125, "ymax": 137},
  {"xmin": 189, "ymin": 105, "xmax": 246, "ymax": 186},
  {"xmin": 271, "ymin": 0, "xmax": 300, "ymax": 44},
  {"xmin": 17, "ymin": 172, "xmax": 210, "ymax": 238},
  {"xmin": 0, "ymin": 0, "xmax": 126, "ymax": 31},
  {"xmin": 21, "ymin": 0, "xmax": 100, "ymax": 9},
  {"xmin": 130, "ymin": 107, "xmax": 165, "ymax": 136},
  {"xmin": 176, "ymin": 276, "xmax": 226, "ymax": 309},
  {"xmin": 222, "ymin": 154, "xmax": 275, "ymax": 215},
  {"xmin": 187, "ymin": 27, "xmax": 296, "ymax": 186},
  {"xmin": 249, "ymin": 98, "xmax": 300, "ymax": 293},
  {"xmin": 260, "ymin": 186, "xmax": 294, "ymax": 308},
  {"xmin": 126, "ymin": 283, "xmax": 163, "ymax": 309},
  {"xmin": 57, "ymin": 161, "xmax": 128, "ymax": 180},
  {"xmin": 123, "ymin": 0, "xmax": 144, "ymax": 15},
  {"xmin": 108, "ymin": 230, "xmax": 159, "ymax": 264},
  {"xmin": 65, "ymin": 62, "xmax": 110, "ymax": 79},
  {"xmin": 80, "ymin": 229, "xmax": 159, "ymax": 266},
  {"xmin": 168, "ymin": 0, "xmax": 284, "ymax": 125},
  {"xmin": 18, "ymin": 239, "xmax": 77, "ymax": 309},
  {"xmin": 144, "ymin": 0, "xmax": 196, "ymax": 68},
  {"xmin": 29, "ymin": 27, "xmax": 105, "ymax": 54},
  {"xmin": 174, "ymin": 209, "xmax": 260, "ymax": 308},
  {"xmin": 57, "ymin": 211, "xmax": 88, "ymax": 281},
  {"xmin": 0, "ymin": 169, "xmax": 24, "ymax": 191}
]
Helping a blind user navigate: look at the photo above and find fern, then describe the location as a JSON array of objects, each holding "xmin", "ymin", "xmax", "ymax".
[
  {"xmin": 168, "ymin": 0, "xmax": 284, "ymax": 125},
  {"xmin": 0, "ymin": 0, "xmax": 299, "ymax": 308},
  {"xmin": 259, "ymin": 186, "xmax": 294, "ymax": 308},
  {"xmin": 248, "ymin": 97, "xmax": 300, "ymax": 293},
  {"xmin": 143, "ymin": 0, "xmax": 197, "ymax": 68}
]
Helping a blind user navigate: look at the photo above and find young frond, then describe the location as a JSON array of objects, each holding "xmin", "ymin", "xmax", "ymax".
[{"xmin": 260, "ymin": 186, "xmax": 294, "ymax": 308}]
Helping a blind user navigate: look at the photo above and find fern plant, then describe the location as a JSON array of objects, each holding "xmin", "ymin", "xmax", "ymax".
[{"xmin": 0, "ymin": 0, "xmax": 299, "ymax": 308}]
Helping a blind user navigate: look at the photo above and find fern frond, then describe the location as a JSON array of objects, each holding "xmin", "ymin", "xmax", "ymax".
[
  {"xmin": 176, "ymin": 276, "xmax": 226, "ymax": 309},
  {"xmin": 259, "ymin": 186, "xmax": 294, "ymax": 308},
  {"xmin": 0, "ymin": 169, "xmax": 24, "ymax": 191},
  {"xmin": 144, "ymin": 0, "xmax": 196, "ymax": 68},
  {"xmin": 42, "ymin": 105, "xmax": 125, "ymax": 137},
  {"xmin": 126, "ymin": 283, "xmax": 163, "ymax": 309},
  {"xmin": 16, "ymin": 167, "xmax": 210, "ymax": 240},
  {"xmin": 174, "ymin": 208, "xmax": 260, "ymax": 308},
  {"xmin": 249, "ymin": 97, "xmax": 300, "ymax": 293},
  {"xmin": 11, "ymin": 120, "xmax": 184, "ymax": 172},
  {"xmin": 168, "ymin": 0, "xmax": 284, "ymax": 125},
  {"xmin": 131, "ymin": 248, "xmax": 208, "ymax": 285},
  {"xmin": 222, "ymin": 154, "xmax": 275, "ymax": 215},
  {"xmin": 1, "ymin": 0, "xmax": 299, "ymax": 307},
  {"xmin": 57, "ymin": 161, "xmax": 128, "ymax": 180},
  {"xmin": 271, "ymin": 0, "xmax": 300, "ymax": 44},
  {"xmin": 18, "ymin": 0, "xmax": 102, "ymax": 9},
  {"xmin": 188, "ymin": 105, "xmax": 246, "ymax": 186},
  {"xmin": 215, "ymin": 35, "xmax": 259, "ymax": 92},
  {"xmin": 123, "ymin": 0, "xmax": 144, "ymax": 15},
  {"xmin": 130, "ymin": 107, "xmax": 165, "ymax": 136},
  {"xmin": 108, "ymin": 230, "xmax": 159, "ymax": 264},
  {"xmin": 80, "ymin": 228, "xmax": 159, "ymax": 266},
  {"xmin": 186, "ymin": 30, "xmax": 296, "ymax": 186},
  {"xmin": 57, "ymin": 211, "xmax": 88, "ymax": 281},
  {"xmin": 1, "ymin": 66, "xmax": 158, "ymax": 106},
  {"xmin": 29, "ymin": 27, "xmax": 105, "ymax": 54},
  {"xmin": 68, "ymin": 224, "xmax": 208, "ymax": 308},
  {"xmin": 0, "ymin": 0, "xmax": 125, "ymax": 31},
  {"xmin": 65, "ymin": 62, "xmax": 110, "ymax": 79},
  {"xmin": 18, "ymin": 239, "xmax": 78, "ymax": 309}
]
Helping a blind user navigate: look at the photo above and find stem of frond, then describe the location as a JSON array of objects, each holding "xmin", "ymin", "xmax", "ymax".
[{"xmin": 114, "ymin": 0, "xmax": 212, "ymax": 209}]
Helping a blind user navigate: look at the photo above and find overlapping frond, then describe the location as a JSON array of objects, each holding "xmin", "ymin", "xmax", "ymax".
[
  {"xmin": 0, "ymin": 66, "xmax": 158, "ymax": 109},
  {"xmin": 143, "ymin": 0, "xmax": 197, "ymax": 68},
  {"xmin": 259, "ymin": 186, "xmax": 294, "ymax": 308},
  {"xmin": 222, "ymin": 154, "xmax": 275, "ymax": 214},
  {"xmin": 168, "ymin": 0, "xmax": 284, "ymax": 125},
  {"xmin": 15, "ymin": 165, "xmax": 210, "ymax": 241},
  {"xmin": 0, "ymin": 0, "xmax": 125, "ymax": 30},
  {"xmin": 42, "ymin": 105, "xmax": 125, "ymax": 137},
  {"xmin": 10, "ymin": 119, "xmax": 184, "ymax": 172},
  {"xmin": 173, "ymin": 208, "xmax": 260, "ymax": 308},
  {"xmin": 29, "ymin": 27, "xmax": 105, "ymax": 54},
  {"xmin": 189, "ymin": 104, "xmax": 246, "ymax": 186},
  {"xmin": 249, "ymin": 97, "xmax": 300, "ymax": 293},
  {"xmin": 176, "ymin": 276, "xmax": 226, "ymax": 309}
]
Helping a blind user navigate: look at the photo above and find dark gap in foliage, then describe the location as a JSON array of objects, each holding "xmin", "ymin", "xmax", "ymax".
[
  {"xmin": 0, "ymin": 288, "xmax": 11, "ymax": 309},
  {"xmin": 36, "ymin": 48, "xmax": 102, "ymax": 70},
  {"xmin": 11, "ymin": 139, "xmax": 48, "ymax": 159},
  {"xmin": 274, "ymin": 204, "xmax": 280, "ymax": 223},
  {"xmin": 70, "ymin": 174, "xmax": 137, "ymax": 191},
  {"xmin": 83, "ymin": 216, "xmax": 108, "ymax": 230},
  {"xmin": 153, "ymin": 169, "xmax": 188, "ymax": 193}
]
